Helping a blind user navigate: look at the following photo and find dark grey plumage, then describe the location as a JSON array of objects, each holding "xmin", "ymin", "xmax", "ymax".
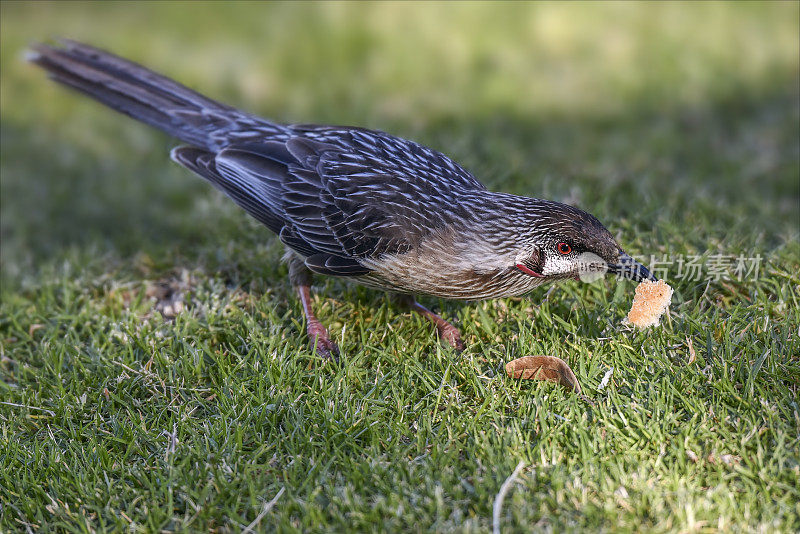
[{"xmin": 29, "ymin": 40, "xmax": 655, "ymax": 356}]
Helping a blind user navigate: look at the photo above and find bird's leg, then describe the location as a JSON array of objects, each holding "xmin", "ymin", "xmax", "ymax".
[
  {"xmin": 296, "ymin": 285, "xmax": 340, "ymax": 361},
  {"xmin": 287, "ymin": 252, "xmax": 339, "ymax": 361},
  {"xmin": 395, "ymin": 294, "xmax": 465, "ymax": 351}
]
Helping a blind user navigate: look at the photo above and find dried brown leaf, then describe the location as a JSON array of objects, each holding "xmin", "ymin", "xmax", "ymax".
[{"xmin": 505, "ymin": 355, "xmax": 582, "ymax": 394}]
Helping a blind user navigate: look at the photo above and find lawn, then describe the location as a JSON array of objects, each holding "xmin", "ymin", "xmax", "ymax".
[{"xmin": 1, "ymin": 2, "xmax": 799, "ymax": 532}]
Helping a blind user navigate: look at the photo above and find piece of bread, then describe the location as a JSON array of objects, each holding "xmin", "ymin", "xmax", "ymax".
[{"xmin": 625, "ymin": 279, "xmax": 673, "ymax": 328}]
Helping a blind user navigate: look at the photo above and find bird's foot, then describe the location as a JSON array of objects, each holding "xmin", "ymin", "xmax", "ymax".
[
  {"xmin": 396, "ymin": 294, "xmax": 466, "ymax": 352},
  {"xmin": 307, "ymin": 321, "xmax": 340, "ymax": 361},
  {"xmin": 293, "ymin": 277, "xmax": 340, "ymax": 362},
  {"xmin": 437, "ymin": 322, "xmax": 465, "ymax": 352}
]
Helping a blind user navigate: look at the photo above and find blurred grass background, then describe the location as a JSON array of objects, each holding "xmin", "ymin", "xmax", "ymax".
[{"xmin": 1, "ymin": 2, "xmax": 798, "ymax": 532}]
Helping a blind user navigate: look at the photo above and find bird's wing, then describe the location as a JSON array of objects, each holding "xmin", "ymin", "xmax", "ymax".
[{"xmin": 172, "ymin": 127, "xmax": 485, "ymax": 276}]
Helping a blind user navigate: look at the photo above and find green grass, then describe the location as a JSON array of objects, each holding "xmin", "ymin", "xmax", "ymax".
[{"xmin": 1, "ymin": 2, "xmax": 799, "ymax": 532}]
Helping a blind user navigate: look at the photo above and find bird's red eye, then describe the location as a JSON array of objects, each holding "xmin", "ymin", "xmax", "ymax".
[{"xmin": 557, "ymin": 242, "xmax": 572, "ymax": 255}]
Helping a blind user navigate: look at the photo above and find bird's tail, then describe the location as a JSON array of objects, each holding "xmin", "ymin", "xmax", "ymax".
[{"xmin": 28, "ymin": 39, "xmax": 248, "ymax": 150}]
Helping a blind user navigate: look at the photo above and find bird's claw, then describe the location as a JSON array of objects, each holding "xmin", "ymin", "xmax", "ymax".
[
  {"xmin": 308, "ymin": 323, "xmax": 340, "ymax": 361},
  {"xmin": 313, "ymin": 337, "xmax": 340, "ymax": 361},
  {"xmin": 438, "ymin": 323, "xmax": 465, "ymax": 352}
]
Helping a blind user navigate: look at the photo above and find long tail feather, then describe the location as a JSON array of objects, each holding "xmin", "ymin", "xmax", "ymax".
[{"xmin": 28, "ymin": 39, "xmax": 270, "ymax": 150}]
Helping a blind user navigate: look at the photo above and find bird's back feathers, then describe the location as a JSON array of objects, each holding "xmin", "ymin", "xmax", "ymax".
[{"xmin": 175, "ymin": 126, "xmax": 489, "ymax": 276}]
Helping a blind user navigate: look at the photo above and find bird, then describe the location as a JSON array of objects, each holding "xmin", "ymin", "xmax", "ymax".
[{"xmin": 29, "ymin": 40, "xmax": 656, "ymax": 361}]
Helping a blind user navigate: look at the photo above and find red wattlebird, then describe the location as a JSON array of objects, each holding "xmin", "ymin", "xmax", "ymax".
[{"xmin": 29, "ymin": 40, "xmax": 655, "ymax": 360}]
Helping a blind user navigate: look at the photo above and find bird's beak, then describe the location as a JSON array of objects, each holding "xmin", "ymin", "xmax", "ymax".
[{"xmin": 608, "ymin": 251, "xmax": 657, "ymax": 282}]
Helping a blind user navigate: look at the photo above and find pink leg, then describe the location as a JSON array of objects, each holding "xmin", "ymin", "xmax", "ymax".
[
  {"xmin": 297, "ymin": 284, "xmax": 339, "ymax": 361},
  {"xmin": 396, "ymin": 295, "xmax": 465, "ymax": 351},
  {"xmin": 287, "ymin": 251, "xmax": 339, "ymax": 361}
]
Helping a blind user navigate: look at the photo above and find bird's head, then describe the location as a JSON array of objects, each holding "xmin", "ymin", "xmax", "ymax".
[{"xmin": 512, "ymin": 200, "xmax": 656, "ymax": 283}]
